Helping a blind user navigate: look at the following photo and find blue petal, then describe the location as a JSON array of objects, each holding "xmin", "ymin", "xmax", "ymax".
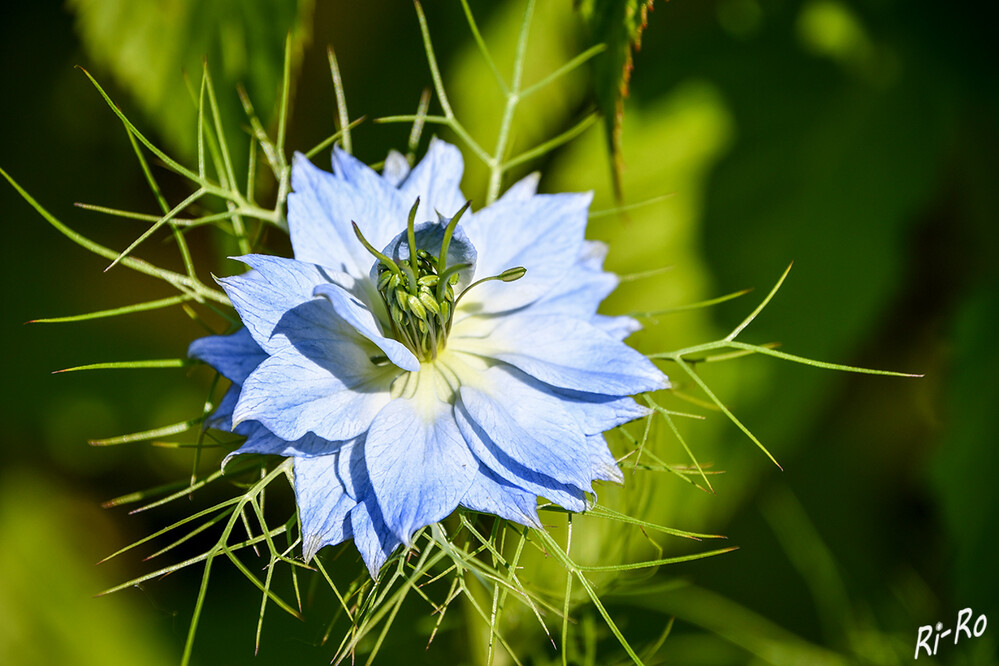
[
  {"xmin": 188, "ymin": 328, "xmax": 267, "ymax": 384},
  {"xmin": 551, "ymin": 386, "xmax": 650, "ymax": 435},
  {"xmin": 289, "ymin": 153, "xmax": 403, "ymax": 278},
  {"xmin": 585, "ymin": 433, "xmax": 625, "ymax": 484},
  {"xmin": 331, "ymin": 146, "xmax": 412, "ymax": 251},
  {"xmin": 234, "ymin": 344, "xmax": 397, "ymax": 442},
  {"xmin": 300, "ymin": 438, "xmax": 401, "ymax": 578},
  {"xmin": 460, "ymin": 463, "xmax": 542, "ymax": 528},
  {"xmin": 454, "ymin": 400, "xmax": 588, "ymax": 512},
  {"xmin": 206, "ymin": 385, "xmax": 239, "ymax": 431},
  {"xmin": 577, "ymin": 240, "xmax": 610, "ymax": 271},
  {"xmin": 592, "ymin": 314, "xmax": 642, "ymax": 341},
  {"xmin": 217, "ymin": 254, "xmax": 351, "ymax": 354},
  {"xmin": 313, "ymin": 281, "xmax": 420, "ymax": 372},
  {"xmin": 458, "ymin": 366, "xmax": 592, "ymax": 489},
  {"xmin": 516, "ymin": 240, "xmax": 645, "ymax": 341},
  {"xmin": 363, "ymin": 397, "xmax": 476, "ymax": 545},
  {"xmin": 350, "ymin": 499, "xmax": 402, "ymax": 578},
  {"xmin": 294, "ymin": 437, "xmax": 403, "ymax": 578},
  {"xmin": 220, "ymin": 254, "xmax": 419, "ymax": 372},
  {"xmin": 397, "ymin": 138, "xmax": 466, "ymax": 223},
  {"xmin": 223, "ymin": 423, "xmax": 351, "ymax": 468},
  {"xmin": 211, "ymin": 386, "xmax": 334, "ymax": 465},
  {"xmin": 459, "ymin": 314, "xmax": 667, "ymax": 395},
  {"xmin": 528, "ymin": 242, "xmax": 618, "ymax": 318},
  {"xmin": 335, "ymin": 432, "xmax": 369, "ymax": 501},
  {"xmin": 382, "ymin": 150, "xmax": 410, "ymax": 187},
  {"xmin": 293, "ymin": 454, "xmax": 358, "ymax": 562},
  {"xmin": 461, "ymin": 191, "xmax": 592, "ymax": 312}
]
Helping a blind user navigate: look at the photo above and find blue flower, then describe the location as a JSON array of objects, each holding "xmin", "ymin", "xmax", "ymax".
[{"xmin": 189, "ymin": 139, "xmax": 668, "ymax": 577}]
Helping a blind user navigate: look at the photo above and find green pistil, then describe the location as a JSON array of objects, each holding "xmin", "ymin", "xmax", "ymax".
[
  {"xmin": 352, "ymin": 222, "xmax": 401, "ymax": 277},
  {"xmin": 436, "ymin": 200, "xmax": 471, "ymax": 303},
  {"xmin": 353, "ymin": 199, "xmax": 525, "ymax": 364},
  {"xmin": 403, "ymin": 198, "xmax": 420, "ymax": 293}
]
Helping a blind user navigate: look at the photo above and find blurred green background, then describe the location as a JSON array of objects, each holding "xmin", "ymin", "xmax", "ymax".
[{"xmin": 2, "ymin": 1, "xmax": 997, "ymax": 664}]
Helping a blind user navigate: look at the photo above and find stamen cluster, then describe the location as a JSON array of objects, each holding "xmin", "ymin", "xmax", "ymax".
[
  {"xmin": 353, "ymin": 198, "xmax": 526, "ymax": 364},
  {"xmin": 376, "ymin": 243, "xmax": 458, "ymax": 362},
  {"xmin": 352, "ymin": 199, "xmax": 469, "ymax": 363}
]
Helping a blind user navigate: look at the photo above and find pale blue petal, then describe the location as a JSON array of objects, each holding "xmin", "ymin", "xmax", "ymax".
[
  {"xmin": 350, "ymin": 499, "xmax": 402, "ymax": 578},
  {"xmin": 220, "ymin": 254, "xmax": 418, "ymax": 371},
  {"xmin": 213, "ymin": 389, "xmax": 335, "ymax": 466},
  {"xmin": 335, "ymin": 432, "xmax": 369, "ymax": 501},
  {"xmin": 552, "ymin": 387, "xmax": 650, "ymax": 435},
  {"xmin": 295, "ymin": 435, "xmax": 403, "ymax": 577},
  {"xmin": 288, "ymin": 153, "xmax": 391, "ymax": 278},
  {"xmin": 454, "ymin": 401, "xmax": 588, "ymax": 513},
  {"xmin": 234, "ymin": 344, "xmax": 396, "ymax": 441},
  {"xmin": 584, "ymin": 433, "xmax": 625, "ymax": 484},
  {"xmin": 364, "ymin": 398, "xmax": 476, "ymax": 545},
  {"xmin": 382, "ymin": 150, "xmax": 410, "ymax": 187},
  {"xmin": 331, "ymin": 145, "xmax": 388, "ymax": 187},
  {"xmin": 577, "ymin": 240, "xmax": 610, "ymax": 271},
  {"xmin": 515, "ymin": 240, "xmax": 644, "ymax": 341},
  {"xmin": 223, "ymin": 423, "xmax": 349, "ymax": 467},
  {"xmin": 461, "ymin": 191, "xmax": 592, "ymax": 312},
  {"xmin": 527, "ymin": 241, "xmax": 616, "ymax": 317},
  {"xmin": 331, "ymin": 147, "xmax": 413, "ymax": 254},
  {"xmin": 299, "ymin": 436, "xmax": 400, "ymax": 577},
  {"xmin": 592, "ymin": 314, "xmax": 642, "ymax": 341},
  {"xmin": 287, "ymin": 153, "xmax": 355, "ymax": 273},
  {"xmin": 206, "ymin": 385, "xmax": 240, "ymax": 431},
  {"xmin": 532, "ymin": 261, "xmax": 618, "ymax": 318},
  {"xmin": 313, "ymin": 282, "xmax": 420, "ymax": 372},
  {"xmin": 469, "ymin": 314, "xmax": 667, "ymax": 395},
  {"xmin": 188, "ymin": 328, "xmax": 267, "ymax": 384},
  {"xmin": 293, "ymin": 455, "xmax": 357, "ymax": 562},
  {"xmin": 458, "ymin": 366, "xmax": 592, "ymax": 489},
  {"xmin": 460, "ymin": 463, "xmax": 542, "ymax": 528},
  {"xmin": 217, "ymin": 254, "xmax": 351, "ymax": 354},
  {"xmin": 397, "ymin": 138, "xmax": 466, "ymax": 223}
]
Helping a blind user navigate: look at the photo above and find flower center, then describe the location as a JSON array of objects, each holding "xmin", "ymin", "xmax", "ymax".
[
  {"xmin": 375, "ymin": 240, "xmax": 457, "ymax": 362},
  {"xmin": 353, "ymin": 198, "xmax": 525, "ymax": 364}
]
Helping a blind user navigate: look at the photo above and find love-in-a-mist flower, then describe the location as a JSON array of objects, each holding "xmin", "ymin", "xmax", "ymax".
[{"xmin": 189, "ymin": 139, "xmax": 668, "ymax": 577}]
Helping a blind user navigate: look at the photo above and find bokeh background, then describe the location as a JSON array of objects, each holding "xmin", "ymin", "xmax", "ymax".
[{"xmin": 2, "ymin": 1, "xmax": 997, "ymax": 664}]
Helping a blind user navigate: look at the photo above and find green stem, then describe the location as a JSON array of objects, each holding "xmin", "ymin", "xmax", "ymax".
[{"xmin": 486, "ymin": 0, "xmax": 536, "ymax": 205}]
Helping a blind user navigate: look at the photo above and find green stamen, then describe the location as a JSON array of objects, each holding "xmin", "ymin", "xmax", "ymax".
[
  {"xmin": 437, "ymin": 262, "xmax": 472, "ymax": 288},
  {"xmin": 436, "ymin": 200, "xmax": 472, "ymax": 301},
  {"xmin": 498, "ymin": 266, "xmax": 527, "ymax": 282},
  {"xmin": 352, "ymin": 222, "xmax": 401, "ymax": 276},
  {"xmin": 405, "ymin": 198, "xmax": 420, "ymax": 294},
  {"xmin": 453, "ymin": 266, "xmax": 527, "ymax": 310}
]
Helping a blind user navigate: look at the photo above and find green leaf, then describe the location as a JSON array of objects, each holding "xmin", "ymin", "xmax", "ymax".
[
  {"xmin": 67, "ymin": 0, "xmax": 314, "ymax": 162},
  {"xmin": 576, "ymin": 0, "xmax": 655, "ymax": 202}
]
